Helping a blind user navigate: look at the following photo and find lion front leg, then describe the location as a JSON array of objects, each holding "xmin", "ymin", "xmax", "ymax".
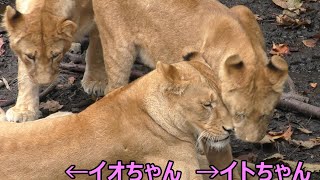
[
  {"xmin": 81, "ymin": 24, "xmax": 107, "ymax": 97},
  {"xmin": 6, "ymin": 60, "xmax": 41, "ymax": 122},
  {"xmin": 206, "ymin": 144, "xmax": 241, "ymax": 180}
]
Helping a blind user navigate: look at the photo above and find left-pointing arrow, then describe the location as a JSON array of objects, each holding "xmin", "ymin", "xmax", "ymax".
[{"xmin": 65, "ymin": 165, "xmax": 89, "ymax": 179}]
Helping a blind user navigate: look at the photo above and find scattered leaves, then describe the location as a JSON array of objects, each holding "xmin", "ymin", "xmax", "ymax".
[
  {"xmin": 270, "ymin": 43, "xmax": 290, "ymax": 56},
  {"xmin": 263, "ymin": 153, "xmax": 320, "ymax": 173},
  {"xmin": 260, "ymin": 126, "xmax": 293, "ymax": 144},
  {"xmin": 2, "ymin": 77, "xmax": 11, "ymax": 91},
  {"xmin": 291, "ymin": 137, "xmax": 320, "ymax": 149},
  {"xmin": 40, "ymin": 100, "xmax": 63, "ymax": 112},
  {"xmin": 276, "ymin": 14, "xmax": 311, "ymax": 26},
  {"xmin": 297, "ymin": 127, "xmax": 313, "ymax": 134},
  {"xmin": 68, "ymin": 76, "xmax": 76, "ymax": 85},
  {"xmin": 283, "ymin": 160, "xmax": 320, "ymax": 172},
  {"xmin": 310, "ymin": 82, "xmax": 318, "ymax": 88}
]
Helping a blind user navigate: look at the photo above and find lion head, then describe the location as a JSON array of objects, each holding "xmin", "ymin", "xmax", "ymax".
[
  {"xmin": 3, "ymin": 6, "xmax": 77, "ymax": 85},
  {"xmin": 143, "ymin": 61, "xmax": 234, "ymax": 150},
  {"xmin": 180, "ymin": 13, "xmax": 289, "ymax": 142}
]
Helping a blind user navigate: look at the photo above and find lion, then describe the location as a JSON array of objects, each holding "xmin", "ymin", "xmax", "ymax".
[
  {"xmin": 2, "ymin": 0, "xmax": 106, "ymax": 122},
  {"xmin": 0, "ymin": 60, "xmax": 237, "ymax": 180},
  {"xmin": 92, "ymin": 0, "xmax": 289, "ymax": 142}
]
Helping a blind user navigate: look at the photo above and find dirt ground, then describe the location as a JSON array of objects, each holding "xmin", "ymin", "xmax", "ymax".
[{"xmin": 0, "ymin": 0, "xmax": 319, "ymax": 179}]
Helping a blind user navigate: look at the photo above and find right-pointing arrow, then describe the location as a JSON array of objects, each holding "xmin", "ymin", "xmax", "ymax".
[{"xmin": 195, "ymin": 165, "xmax": 220, "ymax": 179}]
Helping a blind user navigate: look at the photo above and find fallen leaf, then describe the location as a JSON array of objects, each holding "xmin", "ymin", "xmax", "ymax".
[
  {"xmin": 297, "ymin": 127, "xmax": 313, "ymax": 134},
  {"xmin": 2, "ymin": 77, "xmax": 11, "ymax": 91},
  {"xmin": 303, "ymin": 39, "xmax": 318, "ymax": 48},
  {"xmin": 291, "ymin": 137, "xmax": 320, "ymax": 149},
  {"xmin": 272, "ymin": 0, "xmax": 303, "ymax": 9},
  {"xmin": 68, "ymin": 76, "xmax": 76, "ymax": 85},
  {"xmin": 270, "ymin": 43, "xmax": 290, "ymax": 56},
  {"xmin": 283, "ymin": 160, "xmax": 320, "ymax": 172},
  {"xmin": 254, "ymin": 14, "xmax": 263, "ymax": 21},
  {"xmin": 260, "ymin": 126, "xmax": 293, "ymax": 143},
  {"xmin": 263, "ymin": 153, "xmax": 285, "ymax": 161},
  {"xmin": 40, "ymin": 100, "xmax": 63, "ymax": 112},
  {"xmin": 310, "ymin": 82, "xmax": 318, "ymax": 88}
]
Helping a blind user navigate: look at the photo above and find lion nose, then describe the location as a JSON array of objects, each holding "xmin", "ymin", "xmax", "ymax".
[{"xmin": 223, "ymin": 126, "xmax": 234, "ymax": 134}]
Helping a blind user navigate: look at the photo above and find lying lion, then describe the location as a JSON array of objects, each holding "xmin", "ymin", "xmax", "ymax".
[
  {"xmin": 0, "ymin": 60, "xmax": 236, "ymax": 180},
  {"xmin": 90, "ymin": 0, "xmax": 289, "ymax": 142},
  {"xmin": 2, "ymin": 0, "xmax": 106, "ymax": 122}
]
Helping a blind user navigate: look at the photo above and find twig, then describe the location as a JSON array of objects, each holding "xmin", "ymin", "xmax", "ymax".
[
  {"xmin": 39, "ymin": 81, "xmax": 59, "ymax": 101},
  {"xmin": 278, "ymin": 97, "xmax": 320, "ymax": 119},
  {"xmin": 60, "ymin": 63, "xmax": 85, "ymax": 73}
]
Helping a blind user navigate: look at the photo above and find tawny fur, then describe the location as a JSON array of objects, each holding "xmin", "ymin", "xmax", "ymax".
[
  {"xmin": 0, "ymin": 61, "xmax": 234, "ymax": 180},
  {"xmin": 2, "ymin": 0, "xmax": 106, "ymax": 122},
  {"xmin": 92, "ymin": 0, "xmax": 289, "ymax": 142}
]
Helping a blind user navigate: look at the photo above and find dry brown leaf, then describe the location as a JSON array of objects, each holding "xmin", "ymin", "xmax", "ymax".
[
  {"xmin": 297, "ymin": 127, "xmax": 313, "ymax": 134},
  {"xmin": 303, "ymin": 39, "xmax": 318, "ymax": 48},
  {"xmin": 68, "ymin": 76, "xmax": 76, "ymax": 85},
  {"xmin": 260, "ymin": 126, "xmax": 293, "ymax": 144},
  {"xmin": 310, "ymin": 82, "xmax": 318, "ymax": 88},
  {"xmin": 272, "ymin": 0, "xmax": 303, "ymax": 9},
  {"xmin": 291, "ymin": 137, "xmax": 320, "ymax": 149},
  {"xmin": 40, "ymin": 100, "xmax": 63, "ymax": 112},
  {"xmin": 2, "ymin": 77, "xmax": 11, "ymax": 91},
  {"xmin": 264, "ymin": 153, "xmax": 285, "ymax": 161},
  {"xmin": 270, "ymin": 43, "xmax": 290, "ymax": 56},
  {"xmin": 254, "ymin": 14, "xmax": 263, "ymax": 21},
  {"xmin": 273, "ymin": 0, "xmax": 290, "ymax": 9}
]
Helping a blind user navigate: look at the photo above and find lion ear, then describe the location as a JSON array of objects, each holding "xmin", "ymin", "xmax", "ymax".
[
  {"xmin": 224, "ymin": 54, "xmax": 244, "ymax": 75},
  {"xmin": 156, "ymin": 61, "xmax": 182, "ymax": 83},
  {"xmin": 156, "ymin": 61, "xmax": 189, "ymax": 95},
  {"xmin": 58, "ymin": 20, "xmax": 77, "ymax": 39},
  {"xmin": 266, "ymin": 55, "xmax": 288, "ymax": 92},
  {"xmin": 3, "ymin": 6, "xmax": 23, "ymax": 32}
]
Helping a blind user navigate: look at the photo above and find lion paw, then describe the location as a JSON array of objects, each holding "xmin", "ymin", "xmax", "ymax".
[
  {"xmin": 5, "ymin": 107, "xmax": 41, "ymax": 122},
  {"xmin": 81, "ymin": 78, "xmax": 106, "ymax": 97}
]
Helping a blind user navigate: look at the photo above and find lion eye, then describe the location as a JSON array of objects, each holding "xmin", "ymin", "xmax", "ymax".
[
  {"xmin": 235, "ymin": 113, "xmax": 246, "ymax": 120},
  {"xmin": 202, "ymin": 101, "xmax": 216, "ymax": 109},
  {"xmin": 25, "ymin": 54, "xmax": 35, "ymax": 61}
]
